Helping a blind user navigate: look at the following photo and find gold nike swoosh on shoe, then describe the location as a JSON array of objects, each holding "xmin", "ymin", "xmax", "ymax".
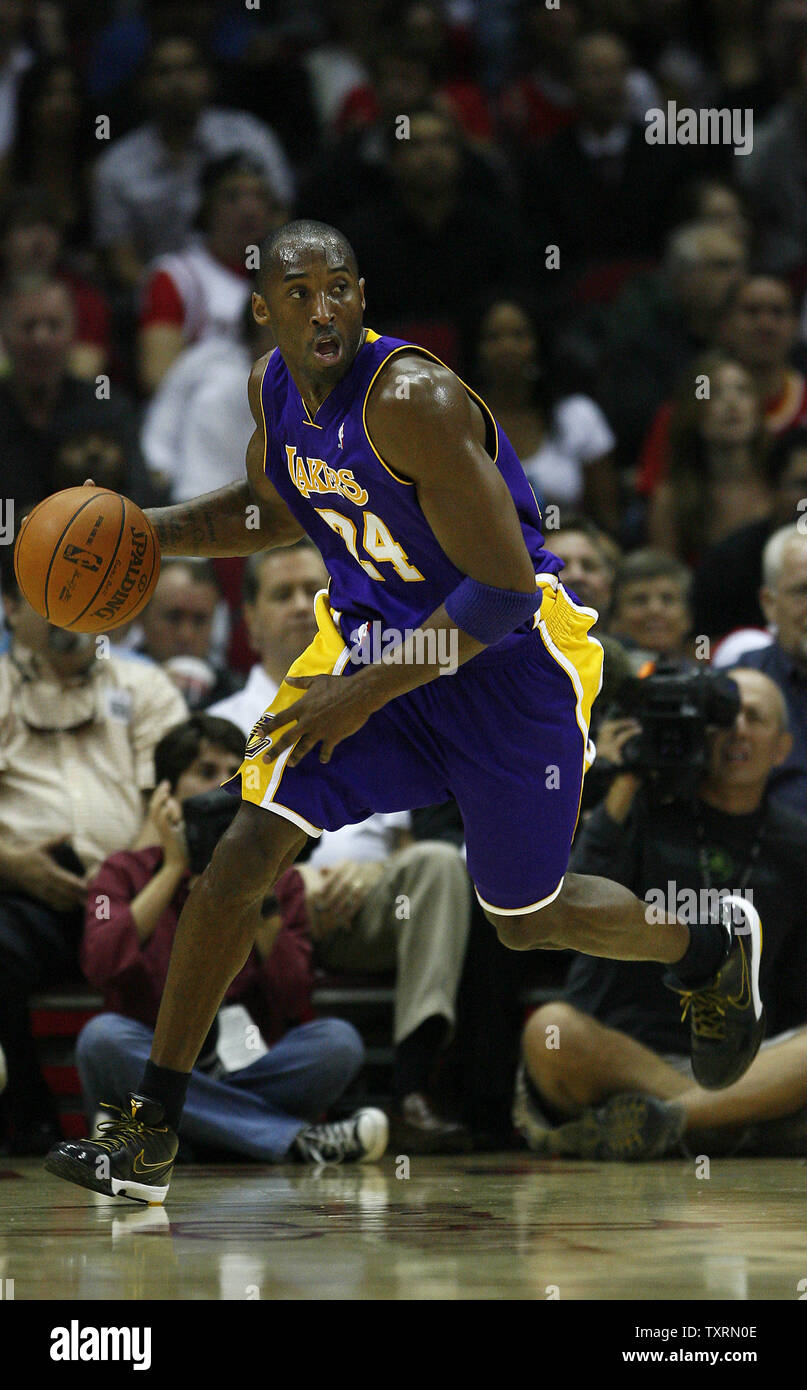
[{"xmin": 132, "ymin": 1150, "xmax": 173, "ymax": 1175}]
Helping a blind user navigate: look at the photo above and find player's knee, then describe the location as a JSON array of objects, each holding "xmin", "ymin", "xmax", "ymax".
[{"xmin": 203, "ymin": 803, "xmax": 304, "ymax": 907}]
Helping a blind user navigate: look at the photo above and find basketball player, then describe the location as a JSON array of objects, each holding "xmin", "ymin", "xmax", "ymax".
[{"xmin": 46, "ymin": 222, "xmax": 763, "ymax": 1200}]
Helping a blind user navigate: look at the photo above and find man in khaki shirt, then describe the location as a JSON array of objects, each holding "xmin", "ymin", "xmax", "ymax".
[{"xmin": 0, "ymin": 557, "xmax": 187, "ymax": 1154}]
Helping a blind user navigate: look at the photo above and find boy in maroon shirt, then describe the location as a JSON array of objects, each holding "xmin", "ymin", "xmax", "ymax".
[{"xmin": 77, "ymin": 713, "xmax": 387, "ymax": 1164}]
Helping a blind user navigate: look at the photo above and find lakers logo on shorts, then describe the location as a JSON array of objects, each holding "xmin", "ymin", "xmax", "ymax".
[{"xmin": 244, "ymin": 712, "xmax": 276, "ymax": 761}]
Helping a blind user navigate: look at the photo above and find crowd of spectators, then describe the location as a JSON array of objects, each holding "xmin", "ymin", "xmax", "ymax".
[{"xmin": 4, "ymin": 0, "xmax": 807, "ymax": 1161}]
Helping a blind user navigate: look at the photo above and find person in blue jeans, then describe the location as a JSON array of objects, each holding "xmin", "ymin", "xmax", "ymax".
[{"xmin": 76, "ymin": 713, "xmax": 388, "ymax": 1165}]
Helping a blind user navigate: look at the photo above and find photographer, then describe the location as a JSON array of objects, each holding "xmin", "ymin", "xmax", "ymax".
[
  {"xmin": 77, "ymin": 714, "xmax": 386, "ymax": 1166},
  {"xmin": 514, "ymin": 666, "xmax": 807, "ymax": 1160}
]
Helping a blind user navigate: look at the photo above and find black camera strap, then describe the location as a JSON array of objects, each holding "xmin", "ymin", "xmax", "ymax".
[{"xmin": 695, "ymin": 804, "xmax": 765, "ymax": 895}]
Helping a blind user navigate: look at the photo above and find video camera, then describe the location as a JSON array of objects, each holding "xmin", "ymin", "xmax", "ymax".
[{"xmin": 613, "ymin": 658, "xmax": 741, "ymax": 799}]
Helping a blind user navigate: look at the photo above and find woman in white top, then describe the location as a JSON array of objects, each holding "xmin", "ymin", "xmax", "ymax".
[{"xmin": 468, "ymin": 296, "xmax": 619, "ymax": 534}]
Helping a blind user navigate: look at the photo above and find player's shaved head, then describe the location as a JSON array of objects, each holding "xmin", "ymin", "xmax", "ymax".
[{"xmin": 257, "ymin": 219, "xmax": 359, "ymax": 294}]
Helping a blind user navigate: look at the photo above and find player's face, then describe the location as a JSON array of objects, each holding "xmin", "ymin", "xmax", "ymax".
[
  {"xmin": 706, "ymin": 670, "xmax": 791, "ymax": 790},
  {"xmin": 254, "ymin": 246, "xmax": 366, "ymax": 382},
  {"xmin": 174, "ymin": 738, "xmax": 243, "ymax": 802}
]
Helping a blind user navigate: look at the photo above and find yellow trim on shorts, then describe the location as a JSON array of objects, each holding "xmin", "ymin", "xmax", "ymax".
[{"xmin": 234, "ymin": 590, "xmax": 350, "ymax": 829}]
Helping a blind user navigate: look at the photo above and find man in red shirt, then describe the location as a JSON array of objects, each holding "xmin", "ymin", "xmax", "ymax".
[
  {"xmin": 137, "ymin": 153, "xmax": 287, "ymax": 394},
  {"xmin": 77, "ymin": 713, "xmax": 387, "ymax": 1165}
]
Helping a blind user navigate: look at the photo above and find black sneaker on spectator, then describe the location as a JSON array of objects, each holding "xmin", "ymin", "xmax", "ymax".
[
  {"xmin": 668, "ymin": 894, "xmax": 765, "ymax": 1091},
  {"xmin": 292, "ymin": 1108, "xmax": 388, "ymax": 1164},
  {"xmin": 544, "ymin": 1093, "xmax": 686, "ymax": 1161}
]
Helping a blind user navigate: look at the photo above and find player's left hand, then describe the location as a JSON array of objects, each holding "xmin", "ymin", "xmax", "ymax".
[{"xmin": 261, "ymin": 673, "xmax": 376, "ymax": 766}]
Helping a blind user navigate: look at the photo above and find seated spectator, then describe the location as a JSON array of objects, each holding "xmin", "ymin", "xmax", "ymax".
[
  {"xmin": 301, "ymin": 0, "xmax": 378, "ymax": 139},
  {"xmin": 9, "ymin": 56, "xmax": 97, "ymax": 252},
  {"xmin": 299, "ymin": 46, "xmax": 432, "ymax": 225},
  {"xmin": 339, "ymin": 2, "xmax": 494, "ymax": 148},
  {"xmin": 712, "ymin": 0, "xmax": 807, "ymax": 120},
  {"xmin": 137, "ymin": 153, "xmax": 286, "ymax": 394},
  {"xmin": 637, "ymin": 274, "xmax": 807, "ymax": 503},
  {"xmin": 519, "ymin": 31, "xmax": 688, "ymax": 294},
  {"xmin": 77, "ymin": 713, "xmax": 384, "ymax": 1166},
  {"xmin": 0, "ymin": 0, "xmax": 33, "ymax": 199},
  {"xmin": 497, "ymin": 0, "xmax": 581, "ymax": 149},
  {"xmin": 92, "ymin": 31, "xmax": 294, "ymax": 291},
  {"xmin": 468, "ymin": 295, "xmax": 618, "ymax": 531},
  {"xmin": 0, "ymin": 547, "xmax": 187, "ymax": 1154},
  {"xmin": 342, "ymin": 104, "xmax": 524, "ymax": 367},
  {"xmin": 608, "ymin": 549, "xmax": 693, "ymax": 668},
  {"xmin": 694, "ymin": 426, "xmax": 807, "ymax": 639},
  {"xmin": 210, "ymin": 544, "xmax": 474, "ymax": 1152},
  {"xmin": 720, "ymin": 277, "xmax": 807, "ymax": 433},
  {"xmin": 646, "ymin": 351, "xmax": 771, "ymax": 562},
  {"xmin": 0, "ymin": 276, "xmax": 152, "ymax": 513},
  {"xmin": 132, "ymin": 558, "xmax": 243, "ymax": 710},
  {"xmin": 672, "ymin": 176, "xmax": 752, "ymax": 254},
  {"xmin": 142, "ymin": 297, "xmax": 276, "ymax": 501},
  {"xmin": 734, "ymin": 524, "xmax": 807, "ymax": 821},
  {"xmin": 499, "ymin": 0, "xmax": 660, "ymax": 153},
  {"xmin": 514, "ymin": 667, "xmax": 807, "ymax": 1161},
  {"xmin": 548, "ymin": 512, "xmax": 619, "ymax": 624},
  {"xmin": 736, "ymin": 40, "xmax": 807, "ymax": 277},
  {"xmin": 0, "ymin": 187, "xmax": 111, "ymax": 379},
  {"xmin": 599, "ymin": 222, "xmax": 747, "ymax": 472}
]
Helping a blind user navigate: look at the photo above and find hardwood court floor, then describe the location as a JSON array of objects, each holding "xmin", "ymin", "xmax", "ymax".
[{"xmin": 1, "ymin": 1154, "xmax": 806, "ymax": 1300}]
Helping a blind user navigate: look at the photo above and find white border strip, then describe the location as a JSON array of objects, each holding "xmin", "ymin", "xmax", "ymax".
[{"xmin": 476, "ymin": 875, "xmax": 565, "ymax": 916}]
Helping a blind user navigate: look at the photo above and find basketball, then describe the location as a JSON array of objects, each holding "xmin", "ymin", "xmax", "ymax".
[{"xmin": 13, "ymin": 485, "xmax": 160, "ymax": 634}]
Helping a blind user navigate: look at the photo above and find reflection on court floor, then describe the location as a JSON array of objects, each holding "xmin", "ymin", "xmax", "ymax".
[{"xmin": 2, "ymin": 1155, "xmax": 806, "ymax": 1300}]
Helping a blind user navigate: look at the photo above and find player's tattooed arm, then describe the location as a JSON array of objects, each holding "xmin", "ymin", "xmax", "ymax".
[{"xmin": 142, "ymin": 355, "xmax": 304, "ymax": 558}]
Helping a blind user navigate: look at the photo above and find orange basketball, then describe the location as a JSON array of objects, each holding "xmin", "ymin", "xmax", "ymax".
[{"xmin": 13, "ymin": 486, "xmax": 161, "ymax": 633}]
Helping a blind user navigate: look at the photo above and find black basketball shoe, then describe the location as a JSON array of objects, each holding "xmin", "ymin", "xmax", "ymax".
[
  {"xmin": 45, "ymin": 1094, "xmax": 177, "ymax": 1204},
  {"xmin": 668, "ymin": 893, "xmax": 765, "ymax": 1090}
]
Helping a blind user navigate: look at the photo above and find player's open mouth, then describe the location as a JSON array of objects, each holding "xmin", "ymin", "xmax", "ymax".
[{"xmin": 313, "ymin": 335, "xmax": 342, "ymax": 362}]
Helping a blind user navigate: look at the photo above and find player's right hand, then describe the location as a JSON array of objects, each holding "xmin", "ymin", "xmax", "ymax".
[{"xmin": 10, "ymin": 836, "xmax": 89, "ymax": 911}]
